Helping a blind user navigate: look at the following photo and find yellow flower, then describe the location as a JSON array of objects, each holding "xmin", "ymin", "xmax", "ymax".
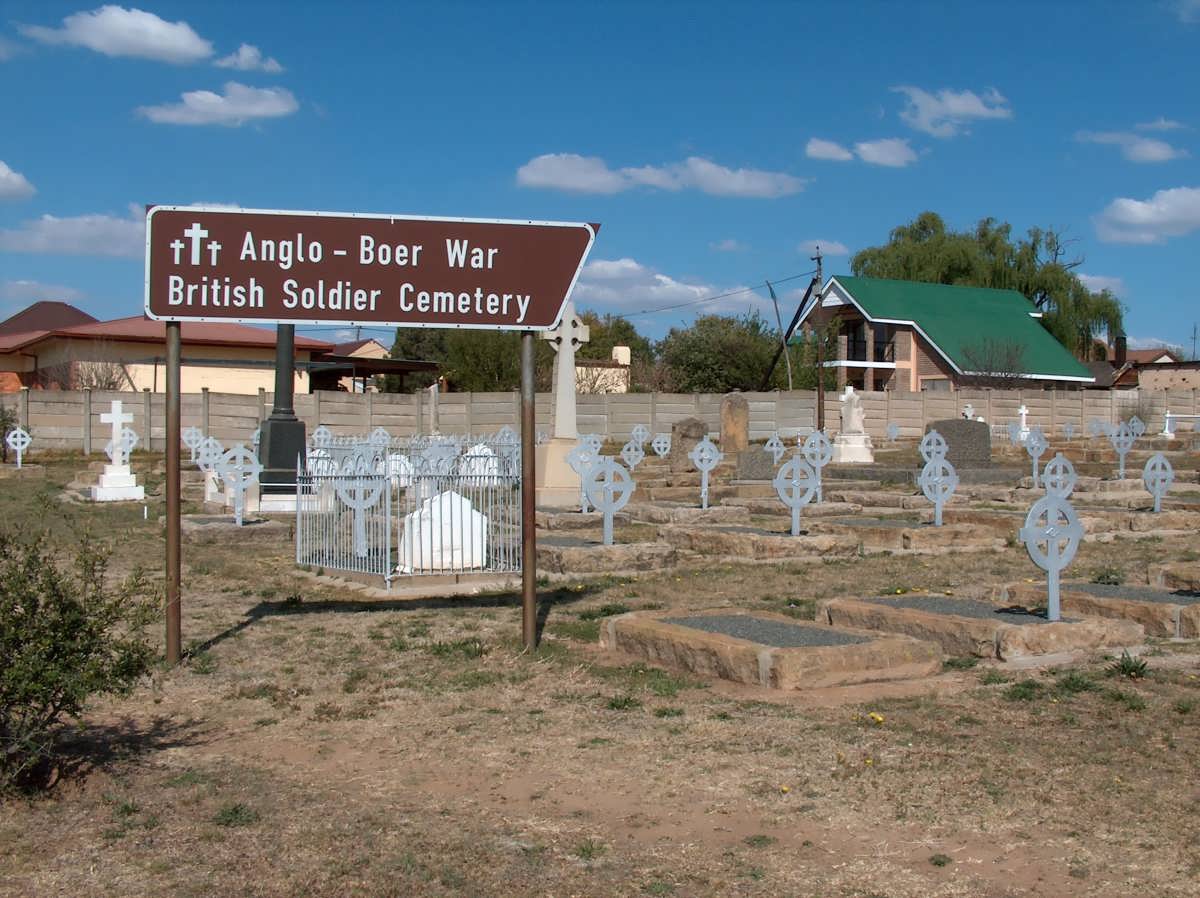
[
  {"xmin": 780, "ymin": 785, "xmax": 790, "ymax": 794},
  {"xmin": 868, "ymin": 712, "xmax": 885, "ymax": 725},
  {"xmin": 864, "ymin": 758, "xmax": 874, "ymax": 766}
]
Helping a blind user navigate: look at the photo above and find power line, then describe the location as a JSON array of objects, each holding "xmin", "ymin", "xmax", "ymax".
[{"xmin": 622, "ymin": 270, "xmax": 816, "ymax": 319}]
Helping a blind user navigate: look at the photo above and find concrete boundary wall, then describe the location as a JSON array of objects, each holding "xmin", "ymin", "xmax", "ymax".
[{"xmin": 0, "ymin": 386, "xmax": 1195, "ymax": 452}]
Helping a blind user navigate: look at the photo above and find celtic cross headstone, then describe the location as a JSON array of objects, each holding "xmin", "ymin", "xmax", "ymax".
[
  {"xmin": 1142, "ymin": 452, "xmax": 1174, "ymax": 514},
  {"xmin": 774, "ymin": 452, "xmax": 818, "ymax": 536},
  {"xmin": 886, "ymin": 422, "xmax": 899, "ymax": 443},
  {"xmin": 1025, "ymin": 425, "xmax": 1048, "ymax": 488},
  {"xmin": 619, "ymin": 438, "xmax": 645, "ymax": 471},
  {"xmin": 106, "ymin": 426, "xmax": 139, "ymax": 466},
  {"xmin": 335, "ymin": 470, "xmax": 386, "ymax": 558},
  {"xmin": 1006, "ymin": 421, "xmax": 1021, "ymax": 446},
  {"xmin": 630, "ymin": 424, "xmax": 650, "ymax": 446},
  {"xmin": 251, "ymin": 426, "xmax": 261, "ymax": 454},
  {"xmin": 6, "ymin": 426, "xmax": 30, "ymax": 468},
  {"xmin": 1062, "ymin": 422, "xmax": 1075, "ymax": 441},
  {"xmin": 918, "ymin": 456, "xmax": 958, "ymax": 527},
  {"xmin": 650, "ymin": 433, "xmax": 671, "ymax": 458},
  {"xmin": 802, "ymin": 430, "xmax": 832, "ymax": 503},
  {"xmin": 1042, "ymin": 453, "xmax": 1077, "ymax": 499},
  {"xmin": 368, "ymin": 427, "xmax": 391, "ymax": 447},
  {"xmin": 311, "ymin": 425, "xmax": 333, "ymax": 448},
  {"xmin": 764, "ymin": 433, "xmax": 786, "ymax": 465},
  {"xmin": 1128, "ymin": 415, "xmax": 1145, "ymax": 439},
  {"xmin": 566, "ymin": 439, "xmax": 598, "ymax": 512},
  {"xmin": 584, "ymin": 457, "xmax": 635, "ymax": 545},
  {"xmin": 196, "ymin": 435, "xmax": 225, "ymax": 474},
  {"xmin": 183, "ymin": 425, "xmax": 204, "ymax": 462},
  {"xmin": 689, "ymin": 435, "xmax": 723, "ymax": 509},
  {"xmin": 580, "ymin": 433, "xmax": 603, "ymax": 454},
  {"xmin": 216, "ymin": 444, "xmax": 262, "ymax": 526},
  {"xmin": 1110, "ymin": 422, "xmax": 1135, "ymax": 479},
  {"xmin": 1019, "ymin": 494, "xmax": 1083, "ymax": 622},
  {"xmin": 919, "ymin": 429, "xmax": 948, "ymax": 464}
]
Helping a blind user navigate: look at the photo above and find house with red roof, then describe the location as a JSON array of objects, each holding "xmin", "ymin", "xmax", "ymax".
[{"xmin": 0, "ymin": 301, "xmax": 332, "ymax": 394}]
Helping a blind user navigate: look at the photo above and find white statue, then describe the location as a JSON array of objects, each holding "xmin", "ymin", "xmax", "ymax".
[
  {"xmin": 838, "ymin": 385, "xmax": 866, "ymax": 435},
  {"xmin": 832, "ymin": 385, "xmax": 874, "ymax": 464}
]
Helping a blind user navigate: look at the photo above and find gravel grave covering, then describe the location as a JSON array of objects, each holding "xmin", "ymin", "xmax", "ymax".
[
  {"xmin": 1070, "ymin": 582, "xmax": 1200, "ymax": 604},
  {"xmin": 539, "ymin": 535, "xmax": 596, "ymax": 548},
  {"xmin": 864, "ymin": 594, "xmax": 1074, "ymax": 625},
  {"xmin": 663, "ymin": 614, "xmax": 869, "ymax": 648}
]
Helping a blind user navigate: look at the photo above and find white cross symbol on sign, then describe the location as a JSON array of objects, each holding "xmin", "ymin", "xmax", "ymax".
[
  {"xmin": 183, "ymin": 222, "xmax": 208, "ymax": 264},
  {"xmin": 100, "ymin": 401, "xmax": 134, "ymax": 465}
]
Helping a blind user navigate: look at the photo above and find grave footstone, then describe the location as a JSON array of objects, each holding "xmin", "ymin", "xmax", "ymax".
[
  {"xmin": 6, "ymin": 426, "xmax": 30, "ymax": 469},
  {"xmin": 1142, "ymin": 452, "xmax": 1174, "ymax": 514},
  {"xmin": 774, "ymin": 452, "xmax": 818, "ymax": 536},
  {"xmin": 584, "ymin": 456, "xmax": 635, "ymax": 545},
  {"xmin": 1020, "ymin": 494, "xmax": 1083, "ymax": 622},
  {"xmin": 689, "ymin": 435, "xmax": 723, "ymax": 509}
]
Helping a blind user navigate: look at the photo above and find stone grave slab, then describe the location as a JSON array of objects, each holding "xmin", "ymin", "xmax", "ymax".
[
  {"xmin": 818, "ymin": 595, "xmax": 1143, "ymax": 660},
  {"xmin": 657, "ymin": 524, "xmax": 859, "ymax": 561},
  {"xmin": 735, "ymin": 449, "xmax": 776, "ymax": 481},
  {"xmin": 622, "ymin": 502, "xmax": 751, "ymax": 525},
  {"xmin": 926, "ymin": 419, "xmax": 991, "ymax": 468},
  {"xmin": 599, "ymin": 608, "xmax": 941, "ymax": 689},
  {"xmin": 534, "ymin": 509, "xmax": 630, "ymax": 531},
  {"xmin": 720, "ymin": 497, "xmax": 864, "ymax": 517},
  {"xmin": 998, "ymin": 580, "xmax": 1200, "ymax": 639},
  {"xmin": 180, "ymin": 514, "xmax": 290, "ymax": 545},
  {"xmin": 807, "ymin": 517, "xmax": 1002, "ymax": 553},
  {"xmin": 1150, "ymin": 561, "xmax": 1200, "ymax": 594},
  {"xmin": 537, "ymin": 540, "xmax": 677, "ymax": 574}
]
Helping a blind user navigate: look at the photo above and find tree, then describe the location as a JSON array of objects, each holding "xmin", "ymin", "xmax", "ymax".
[
  {"xmin": 958, "ymin": 338, "xmax": 1028, "ymax": 389},
  {"xmin": 384, "ymin": 328, "xmax": 447, "ymax": 391},
  {"xmin": 576, "ymin": 311, "xmax": 654, "ymax": 364},
  {"xmin": 851, "ymin": 212, "xmax": 1123, "ymax": 359},
  {"xmin": 657, "ymin": 311, "xmax": 802, "ymax": 393}
]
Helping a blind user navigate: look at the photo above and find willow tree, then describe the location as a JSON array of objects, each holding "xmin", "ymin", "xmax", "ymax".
[{"xmin": 851, "ymin": 212, "xmax": 1123, "ymax": 359}]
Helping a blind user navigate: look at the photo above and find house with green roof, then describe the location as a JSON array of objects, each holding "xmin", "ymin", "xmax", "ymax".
[{"xmin": 793, "ymin": 276, "xmax": 1095, "ymax": 393}]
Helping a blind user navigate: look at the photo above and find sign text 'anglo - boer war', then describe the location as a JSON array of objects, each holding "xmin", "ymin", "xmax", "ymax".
[{"xmin": 145, "ymin": 206, "xmax": 597, "ymax": 331}]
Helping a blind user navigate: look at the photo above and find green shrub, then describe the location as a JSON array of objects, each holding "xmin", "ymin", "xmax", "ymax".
[
  {"xmin": 1107, "ymin": 650, "xmax": 1147, "ymax": 680},
  {"xmin": 0, "ymin": 406, "xmax": 17, "ymax": 464},
  {"xmin": 1090, "ymin": 566, "xmax": 1124, "ymax": 586},
  {"xmin": 1, "ymin": 529, "xmax": 156, "ymax": 793}
]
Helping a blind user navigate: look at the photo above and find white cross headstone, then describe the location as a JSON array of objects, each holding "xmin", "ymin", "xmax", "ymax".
[
  {"xmin": 764, "ymin": 433, "xmax": 786, "ymax": 465},
  {"xmin": 585, "ymin": 457, "xmax": 635, "ymax": 545},
  {"xmin": 689, "ymin": 435, "xmax": 723, "ymax": 509},
  {"xmin": 801, "ymin": 431, "xmax": 832, "ymax": 503},
  {"xmin": 6, "ymin": 426, "xmax": 30, "ymax": 468},
  {"xmin": 1025, "ymin": 426, "xmax": 1048, "ymax": 488},
  {"xmin": 183, "ymin": 426, "xmax": 204, "ymax": 462},
  {"xmin": 619, "ymin": 439, "xmax": 645, "ymax": 471},
  {"xmin": 100, "ymin": 400, "xmax": 135, "ymax": 466},
  {"xmin": 651, "ymin": 433, "xmax": 671, "ymax": 458},
  {"xmin": 1020, "ymin": 494, "xmax": 1083, "ymax": 622},
  {"xmin": 217, "ymin": 444, "xmax": 262, "ymax": 526},
  {"xmin": 919, "ymin": 457, "xmax": 958, "ymax": 527},
  {"xmin": 1017, "ymin": 404, "xmax": 1029, "ymax": 440},
  {"xmin": 543, "ymin": 300, "xmax": 590, "ymax": 440},
  {"xmin": 1110, "ymin": 422, "xmax": 1135, "ymax": 479},
  {"xmin": 774, "ymin": 452, "xmax": 818, "ymax": 536},
  {"xmin": 886, "ymin": 422, "xmax": 899, "ymax": 443},
  {"xmin": 1142, "ymin": 452, "xmax": 1174, "ymax": 514},
  {"xmin": 566, "ymin": 440, "xmax": 598, "ymax": 512},
  {"xmin": 1042, "ymin": 453, "xmax": 1077, "ymax": 499}
]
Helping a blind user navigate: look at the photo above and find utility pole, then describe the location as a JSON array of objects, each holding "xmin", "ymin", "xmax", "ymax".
[
  {"xmin": 1192, "ymin": 323, "xmax": 1198, "ymax": 361},
  {"xmin": 812, "ymin": 248, "xmax": 826, "ymax": 432},
  {"xmin": 766, "ymin": 280, "xmax": 793, "ymax": 391}
]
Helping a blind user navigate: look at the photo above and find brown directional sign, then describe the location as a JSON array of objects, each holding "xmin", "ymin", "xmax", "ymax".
[{"xmin": 144, "ymin": 206, "xmax": 597, "ymax": 331}]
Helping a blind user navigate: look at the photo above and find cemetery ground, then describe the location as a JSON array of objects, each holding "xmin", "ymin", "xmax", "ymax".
[{"xmin": 2, "ymin": 453, "xmax": 1200, "ymax": 898}]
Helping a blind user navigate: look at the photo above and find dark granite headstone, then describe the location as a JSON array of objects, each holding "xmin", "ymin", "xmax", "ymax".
[
  {"xmin": 735, "ymin": 448, "xmax": 775, "ymax": 481},
  {"xmin": 926, "ymin": 419, "xmax": 991, "ymax": 468}
]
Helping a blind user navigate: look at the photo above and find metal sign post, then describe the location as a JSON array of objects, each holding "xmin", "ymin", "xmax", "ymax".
[
  {"xmin": 165, "ymin": 321, "xmax": 181, "ymax": 666},
  {"xmin": 520, "ymin": 332, "xmax": 537, "ymax": 650}
]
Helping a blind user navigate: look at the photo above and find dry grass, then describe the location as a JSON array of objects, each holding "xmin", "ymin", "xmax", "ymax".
[{"xmin": 1, "ymin": 453, "xmax": 1199, "ymax": 897}]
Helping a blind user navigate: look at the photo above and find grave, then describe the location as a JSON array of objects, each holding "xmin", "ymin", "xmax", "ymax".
[
  {"xmin": 658, "ymin": 523, "xmax": 858, "ymax": 562},
  {"xmin": 925, "ymin": 419, "xmax": 991, "ymax": 468},
  {"xmin": 998, "ymin": 580, "xmax": 1200, "ymax": 639},
  {"xmin": 398, "ymin": 489, "xmax": 487, "ymax": 573},
  {"xmin": 91, "ymin": 400, "xmax": 145, "ymax": 502},
  {"xmin": 599, "ymin": 608, "xmax": 941, "ymax": 689},
  {"xmin": 831, "ymin": 385, "xmax": 874, "ymax": 463},
  {"xmin": 818, "ymin": 594, "xmax": 1143, "ymax": 660},
  {"xmin": 537, "ymin": 536, "xmax": 677, "ymax": 574},
  {"xmin": 535, "ymin": 299, "xmax": 590, "ymax": 507}
]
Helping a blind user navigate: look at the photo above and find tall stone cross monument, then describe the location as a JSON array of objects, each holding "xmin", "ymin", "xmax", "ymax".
[
  {"xmin": 543, "ymin": 300, "xmax": 590, "ymax": 439},
  {"xmin": 91, "ymin": 399, "xmax": 145, "ymax": 501},
  {"xmin": 536, "ymin": 300, "xmax": 591, "ymax": 506}
]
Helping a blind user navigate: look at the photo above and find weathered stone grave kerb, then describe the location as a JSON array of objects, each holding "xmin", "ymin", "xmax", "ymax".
[
  {"xmin": 801, "ymin": 431, "xmax": 832, "ymax": 503},
  {"xmin": 1110, "ymin": 421, "xmax": 1135, "ymax": 479},
  {"xmin": 820, "ymin": 593, "xmax": 1143, "ymax": 660},
  {"xmin": 566, "ymin": 439, "xmax": 599, "ymax": 512},
  {"xmin": 1142, "ymin": 452, "xmax": 1174, "ymax": 514},
  {"xmin": 1019, "ymin": 492, "xmax": 1083, "ymax": 622},
  {"xmin": 216, "ymin": 444, "xmax": 262, "ymax": 526},
  {"xmin": 1025, "ymin": 426, "xmax": 1048, "ymax": 488},
  {"xmin": 831, "ymin": 385, "xmax": 874, "ymax": 464},
  {"xmin": 91, "ymin": 400, "xmax": 145, "ymax": 502},
  {"xmin": 774, "ymin": 452, "xmax": 817, "ymax": 536},
  {"xmin": 999, "ymin": 579, "xmax": 1200, "ymax": 639},
  {"xmin": 6, "ymin": 426, "xmax": 30, "ymax": 469},
  {"xmin": 584, "ymin": 456, "xmax": 635, "ymax": 546},
  {"xmin": 183, "ymin": 425, "xmax": 203, "ymax": 463},
  {"xmin": 926, "ymin": 419, "xmax": 991, "ymax": 469},
  {"xmin": 918, "ymin": 456, "xmax": 958, "ymax": 527},
  {"xmin": 689, "ymin": 435, "xmax": 723, "ymax": 509},
  {"xmin": 599, "ymin": 608, "xmax": 941, "ymax": 689}
]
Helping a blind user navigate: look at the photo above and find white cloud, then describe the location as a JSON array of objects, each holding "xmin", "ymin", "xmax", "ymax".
[
  {"xmin": 0, "ymin": 279, "xmax": 85, "ymax": 303},
  {"xmin": 1094, "ymin": 186, "xmax": 1200, "ymax": 243},
  {"xmin": 805, "ymin": 138, "xmax": 853, "ymax": 161},
  {"xmin": 0, "ymin": 35, "xmax": 19, "ymax": 61},
  {"xmin": 1077, "ymin": 273, "xmax": 1126, "ymax": 296},
  {"xmin": 798, "ymin": 239, "xmax": 849, "ymax": 256},
  {"xmin": 1076, "ymin": 130, "xmax": 1187, "ymax": 163},
  {"xmin": 892, "ymin": 85, "xmax": 1012, "ymax": 138},
  {"xmin": 0, "ymin": 206, "xmax": 144, "ymax": 257},
  {"xmin": 19, "ymin": 5, "xmax": 212, "ymax": 64},
  {"xmin": 0, "ymin": 161, "xmax": 35, "ymax": 200},
  {"xmin": 1128, "ymin": 336, "xmax": 1184, "ymax": 353},
  {"xmin": 854, "ymin": 138, "xmax": 918, "ymax": 167},
  {"xmin": 516, "ymin": 153, "xmax": 804, "ymax": 198},
  {"xmin": 710, "ymin": 238, "xmax": 746, "ymax": 252},
  {"xmin": 573, "ymin": 257, "xmax": 760, "ymax": 317},
  {"xmin": 1175, "ymin": 0, "xmax": 1200, "ymax": 23},
  {"xmin": 1136, "ymin": 117, "xmax": 1186, "ymax": 132},
  {"xmin": 137, "ymin": 81, "xmax": 299, "ymax": 126},
  {"xmin": 215, "ymin": 43, "xmax": 282, "ymax": 73}
]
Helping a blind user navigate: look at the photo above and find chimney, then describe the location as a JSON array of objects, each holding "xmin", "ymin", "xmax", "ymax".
[
  {"xmin": 611, "ymin": 345, "xmax": 631, "ymax": 366},
  {"xmin": 1114, "ymin": 333, "xmax": 1127, "ymax": 367}
]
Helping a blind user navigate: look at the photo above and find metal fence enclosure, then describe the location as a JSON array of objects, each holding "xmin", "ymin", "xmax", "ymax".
[{"xmin": 296, "ymin": 472, "xmax": 393, "ymax": 580}]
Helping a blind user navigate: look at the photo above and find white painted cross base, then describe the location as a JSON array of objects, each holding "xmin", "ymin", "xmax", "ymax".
[
  {"xmin": 535, "ymin": 437, "xmax": 583, "ymax": 508},
  {"xmin": 90, "ymin": 464, "xmax": 145, "ymax": 502},
  {"xmin": 831, "ymin": 432, "xmax": 874, "ymax": 464}
]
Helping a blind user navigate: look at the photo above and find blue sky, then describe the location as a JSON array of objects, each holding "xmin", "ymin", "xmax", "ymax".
[{"xmin": 1, "ymin": 1, "xmax": 1198, "ymax": 352}]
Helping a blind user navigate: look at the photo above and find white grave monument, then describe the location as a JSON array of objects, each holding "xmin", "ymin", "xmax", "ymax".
[
  {"xmin": 535, "ymin": 300, "xmax": 591, "ymax": 506},
  {"xmin": 6, "ymin": 426, "xmax": 31, "ymax": 468},
  {"xmin": 91, "ymin": 400, "xmax": 145, "ymax": 502},
  {"xmin": 831, "ymin": 385, "xmax": 874, "ymax": 464},
  {"xmin": 1017, "ymin": 404, "xmax": 1030, "ymax": 441},
  {"xmin": 398, "ymin": 490, "xmax": 488, "ymax": 573}
]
